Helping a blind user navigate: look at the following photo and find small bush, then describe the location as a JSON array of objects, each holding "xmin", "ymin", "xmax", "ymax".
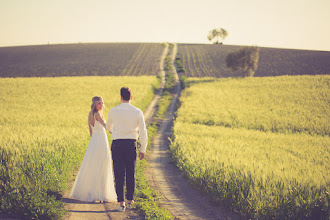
[{"xmin": 226, "ymin": 46, "xmax": 259, "ymax": 77}]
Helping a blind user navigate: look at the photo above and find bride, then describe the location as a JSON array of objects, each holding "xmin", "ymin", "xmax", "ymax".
[{"xmin": 70, "ymin": 96, "xmax": 116, "ymax": 202}]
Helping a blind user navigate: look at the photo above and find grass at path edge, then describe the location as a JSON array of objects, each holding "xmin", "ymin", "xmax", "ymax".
[{"xmin": 133, "ymin": 44, "xmax": 177, "ymax": 220}]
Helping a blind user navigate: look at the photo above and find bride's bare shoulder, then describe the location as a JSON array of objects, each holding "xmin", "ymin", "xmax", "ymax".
[
  {"xmin": 94, "ymin": 111, "xmax": 102, "ymax": 119},
  {"xmin": 88, "ymin": 111, "xmax": 94, "ymax": 121}
]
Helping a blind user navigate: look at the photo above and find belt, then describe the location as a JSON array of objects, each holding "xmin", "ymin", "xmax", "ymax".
[{"xmin": 113, "ymin": 139, "xmax": 137, "ymax": 142}]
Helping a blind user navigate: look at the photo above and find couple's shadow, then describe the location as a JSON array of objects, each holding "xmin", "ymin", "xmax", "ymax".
[
  {"xmin": 62, "ymin": 197, "xmax": 97, "ymax": 204},
  {"xmin": 62, "ymin": 197, "xmax": 118, "ymax": 214}
]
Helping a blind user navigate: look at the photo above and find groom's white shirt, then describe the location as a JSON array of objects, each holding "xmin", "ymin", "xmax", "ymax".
[{"xmin": 106, "ymin": 103, "xmax": 148, "ymax": 153}]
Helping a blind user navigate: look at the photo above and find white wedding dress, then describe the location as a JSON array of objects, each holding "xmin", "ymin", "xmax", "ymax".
[{"xmin": 70, "ymin": 119, "xmax": 116, "ymax": 202}]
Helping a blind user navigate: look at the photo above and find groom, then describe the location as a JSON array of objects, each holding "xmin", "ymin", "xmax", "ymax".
[{"xmin": 106, "ymin": 87, "xmax": 148, "ymax": 212}]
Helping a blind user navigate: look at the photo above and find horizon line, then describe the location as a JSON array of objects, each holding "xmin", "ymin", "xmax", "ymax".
[{"xmin": 0, "ymin": 41, "xmax": 329, "ymax": 52}]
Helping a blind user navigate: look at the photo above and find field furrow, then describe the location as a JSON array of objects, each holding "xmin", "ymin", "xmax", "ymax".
[
  {"xmin": 183, "ymin": 46, "xmax": 194, "ymax": 76},
  {"xmin": 122, "ymin": 44, "xmax": 163, "ymax": 76},
  {"xmin": 132, "ymin": 44, "xmax": 150, "ymax": 75},
  {"xmin": 197, "ymin": 47, "xmax": 215, "ymax": 77},
  {"xmin": 200, "ymin": 47, "xmax": 219, "ymax": 77},
  {"xmin": 0, "ymin": 43, "xmax": 163, "ymax": 77},
  {"xmin": 122, "ymin": 44, "xmax": 147, "ymax": 76},
  {"xmin": 139, "ymin": 44, "xmax": 154, "ymax": 75},
  {"xmin": 177, "ymin": 44, "xmax": 330, "ymax": 77}
]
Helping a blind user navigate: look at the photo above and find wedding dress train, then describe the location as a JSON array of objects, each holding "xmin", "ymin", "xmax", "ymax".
[{"xmin": 70, "ymin": 119, "xmax": 116, "ymax": 202}]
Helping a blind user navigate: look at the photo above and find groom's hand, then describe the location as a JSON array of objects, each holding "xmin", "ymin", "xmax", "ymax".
[{"xmin": 139, "ymin": 152, "xmax": 145, "ymax": 160}]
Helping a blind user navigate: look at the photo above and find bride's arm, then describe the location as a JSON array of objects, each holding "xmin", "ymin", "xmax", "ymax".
[
  {"xmin": 88, "ymin": 111, "xmax": 94, "ymax": 137},
  {"xmin": 88, "ymin": 123, "xmax": 93, "ymax": 137},
  {"xmin": 95, "ymin": 112, "xmax": 107, "ymax": 128}
]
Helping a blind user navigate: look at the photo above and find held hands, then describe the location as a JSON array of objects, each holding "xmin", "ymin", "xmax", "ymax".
[{"xmin": 139, "ymin": 152, "xmax": 145, "ymax": 160}]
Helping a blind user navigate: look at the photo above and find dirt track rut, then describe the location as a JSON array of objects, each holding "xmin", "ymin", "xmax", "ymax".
[{"xmin": 145, "ymin": 44, "xmax": 241, "ymax": 220}]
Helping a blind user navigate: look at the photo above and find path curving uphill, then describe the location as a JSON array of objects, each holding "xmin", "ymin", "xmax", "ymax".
[
  {"xmin": 61, "ymin": 44, "xmax": 169, "ymax": 220},
  {"xmin": 145, "ymin": 44, "xmax": 242, "ymax": 220},
  {"xmin": 62, "ymin": 43, "xmax": 240, "ymax": 219}
]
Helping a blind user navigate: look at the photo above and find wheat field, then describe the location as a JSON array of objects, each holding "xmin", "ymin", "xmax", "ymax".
[
  {"xmin": 0, "ymin": 76, "xmax": 158, "ymax": 218},
  {"xmin": 171, "ymin": 75, "xmax": 330, "ymax": 219}
]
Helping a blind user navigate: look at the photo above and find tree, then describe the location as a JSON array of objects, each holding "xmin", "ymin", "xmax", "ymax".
[
  {"xmin": 226, "ymin": 46, "xmax": 259, "ymax": 77},
  {"xmin": 207, "ymin": 28, "xmax": 228, "ymax": 44}
]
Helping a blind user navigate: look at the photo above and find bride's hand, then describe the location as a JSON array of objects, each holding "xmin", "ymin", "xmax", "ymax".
[{"xmin": 139, "ymin": 152, "xmax": 145, "ymax": 160}]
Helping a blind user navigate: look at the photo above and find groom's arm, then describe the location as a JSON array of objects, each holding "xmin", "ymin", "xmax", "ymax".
[
  {"xmin": 138, "ymin": 110, "xmax": 148, "ymax": 156},
  {"xmin": 106, "ymin": 110, "xmax": 113, "ymax": 134}
]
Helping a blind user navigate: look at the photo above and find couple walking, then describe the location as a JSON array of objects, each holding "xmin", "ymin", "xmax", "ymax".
[{"xmin": 70, "ymin": 87, "xmax": 148, "ymax": 212}]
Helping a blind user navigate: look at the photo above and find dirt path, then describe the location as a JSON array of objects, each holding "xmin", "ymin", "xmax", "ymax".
[
  {"xmin": 144, "ymin": 43, "xmax": 168, "ymax": 125},
  {"xmin": 145, "ymin": 44, "xmax": 242, "ymax": 220},
  {"xmin": 62, "ymin": 43, "xmax": 241, "ymax": 220},
  {"xmin": 61, "ymin": 44, "xmax": 169, "ymax": 220}
]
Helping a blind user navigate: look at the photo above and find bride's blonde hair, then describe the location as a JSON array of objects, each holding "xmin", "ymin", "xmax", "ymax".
[{"xmin": 91, "ymin": 96, "xmax": 105, "ymax": 114}]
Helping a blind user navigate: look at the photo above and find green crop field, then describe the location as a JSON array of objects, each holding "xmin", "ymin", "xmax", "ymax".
[
  {"xmin": 0, "ymin": 76, "xmax": 158, "ymax": 219},
  {"xmin": 177, "ymin": 44, "xmax": 330, "ymax": 77},
  {"xmin": 0, "ymin": 43, "xmax": 164, "ymax": 77},
  {"xmin": 170, "ymin": 75, "xmax": 329, "ymax": 219},
  {"xmin": 2, "ymin": 42, "xmax": 329, "ymax": 219}
]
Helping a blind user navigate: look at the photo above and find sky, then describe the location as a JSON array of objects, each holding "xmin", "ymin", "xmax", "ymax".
[{"xmin": 1, "ymin": 0, "xmax": 330, "ymax": 51}]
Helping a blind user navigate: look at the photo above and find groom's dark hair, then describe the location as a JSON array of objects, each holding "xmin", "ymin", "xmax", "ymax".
[{"xmin": 121, "ymin": 87, "xmax": 132, "ymax": 101}]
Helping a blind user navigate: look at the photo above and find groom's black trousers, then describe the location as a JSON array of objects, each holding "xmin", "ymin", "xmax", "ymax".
[{"xmin": 111, "ymin": 139, "xmax": 137, "ymax": 202}]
